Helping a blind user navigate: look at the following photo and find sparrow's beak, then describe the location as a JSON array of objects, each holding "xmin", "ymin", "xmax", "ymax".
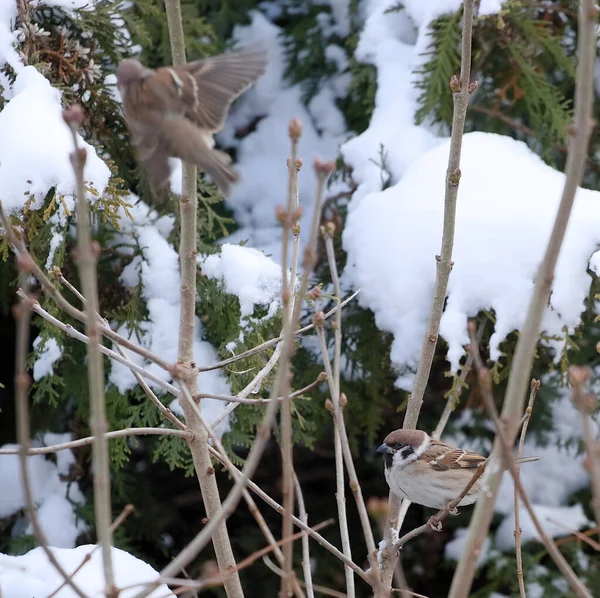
[{"xmin": 376, "ymin": 443, "xmax": 392, "ymax": 455}]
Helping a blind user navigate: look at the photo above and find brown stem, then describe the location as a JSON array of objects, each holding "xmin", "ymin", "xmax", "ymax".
[
  {"xmin": 12, "ymin": 268, "xmax": 87, "ymax": 598},
  {"xmin": 67, "ymin": 113, "xmax": 115, "ymax": 595},
  {"xmin": 514, "ymin": 379, "xmax": 540, "ymax": 598},
  {"xmin": 380, "ymin": 1, "xmax": 476, "ymax": 591},
  {"xmin": 449, "ymin": 2, "xmax": 598, "ymax": 594},
  {"xmin": 469, "ymin": 334, "xmax": 592, "ymax": 598}
]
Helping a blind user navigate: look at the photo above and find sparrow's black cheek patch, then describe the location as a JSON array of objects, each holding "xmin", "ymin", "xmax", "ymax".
[
  {"xmin": 384, "ymin": 454, "xmax": 394, "ymax": 469},
  {"xmin": 400, "ymin": 447, "xmax": 415, "ymax": 460}
]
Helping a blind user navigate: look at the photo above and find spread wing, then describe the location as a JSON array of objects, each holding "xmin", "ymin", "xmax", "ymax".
[
  {"xmin": 423, "ymin": 439, "xmax": 487, "ymax": 472},
  {"xmin": 180, "ymin": 49, "xmax": 267, "ymax": 132}
]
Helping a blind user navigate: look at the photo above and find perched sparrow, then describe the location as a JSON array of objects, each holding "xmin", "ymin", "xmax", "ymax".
[
  {"xmin": 116, "ymin": 49, "xmax": 267, "ymax": 198},
  {"xmin": 376, "ymin": 429, "xmax": 539, "ymax": 510}
]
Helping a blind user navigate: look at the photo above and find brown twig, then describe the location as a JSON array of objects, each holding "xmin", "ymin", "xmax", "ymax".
[
  {"xmin": 57, "ymin": 271, "xmax": 189, "ymax": 432},
  {"xmin": 319, "ymin": 231, "xmax": 380, "ymax": 592},
  {"xmin": 318, "ymin": 232, "xmax": 355, "ymax": 596},
  {"xmin": 568, "ymin": 366, "xmax": 600, "ymax": 542},
  {"xmin": 449, "ymin": 2, "xmax": 598, "ymax": 594},
  {"xmin": 547, "ymin": 519, "xmax": 600, "ymax": 552},
  {"xmin": 280, "ymin": 126, "xmax": 302, "ymax": 596},
  {"xmin": 65, "ymin": 106, "xmax": 115, "ymax": 596},
  {"xmin": 16, "ymin": 289, "xmax": 180, "ymax": 397},
  {"xmin": 380, "ymin": 1, "xmax": 476, "ymax": 591},
  {"xmin": 469, "ymin": 330, "xmax": 592, "ymax": 598},
  {"xmin": 196, "ymin": 290, "xmax": 359, "ymax": 373},
  {"xmin": 12, "ymin": 259, "xmax": 87, "ymax": 598},
  {"xmin": 293, "ymin": 473, "xmax": 314, "ymax": 598},
  {"xmin": 514, "ymin": 378, "xmax": 540, "ymax": 598}
]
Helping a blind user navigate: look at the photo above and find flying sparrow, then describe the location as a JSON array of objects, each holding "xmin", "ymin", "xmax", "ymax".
[
  {"xmin": 377, "ymin": 429, "xmax": 539, "ymax": 510},
  {"xmin": 116, "ymin": 49, "xmax": 267, "ymax": 198}
]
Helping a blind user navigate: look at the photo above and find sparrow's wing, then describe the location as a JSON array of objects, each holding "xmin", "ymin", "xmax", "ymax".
[
  {"xmin": 180, "ymin": 49, "xmax": 268, "ymax": 132},
  {"xmin": 424, "ymin": 439, "xmax": 487, "ymax": 472},
  {"xmin": 158, "ymin": 118, "xmax": 239, "ymax": 195}
]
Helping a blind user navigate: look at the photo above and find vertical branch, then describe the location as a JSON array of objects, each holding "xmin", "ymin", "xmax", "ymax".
[
  {"xmin": 9, "ymin": 247, "xmax": 87, "ymax": 598},
  {"xmin": 380, "ymin": 1, "xmax": 475, "ymax": 590},
  {"xmin": 162, "ymin": 1, "xmax": 243, "ymax": 596},
  {"xmin": 280, "ymin": 121, "xmax": 302, "ymax": 597},
  {"xmin": 514, "ymin": 379, "xmax": 540, "ymax": 598},
  {"xmin": 319, "ymin": 226, "xmax": 354, "ymax": 596},
  {"xmin": 569, "ymin": 366, "xmax": 600, "ymax": 541},
  {"xmin": 449, "ymin": 3, "xmax": 598, "ymax": 595},
  {"xmin": 317, "ymin": 229, "xmax": 380, "ymax": 590},
  {"xmin": 468, "ymin": 334, "xmax": 592, "ymax": 598},
  {"xmin": 64, "ymin": 106, "xmax": 115, "ymax": 595},
  {"xmin": 293, "ymin": 474, "xmax": 314, "ymax": 598}
]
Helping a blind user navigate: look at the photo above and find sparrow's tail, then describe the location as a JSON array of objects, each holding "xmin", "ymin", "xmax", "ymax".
[{"xmin": 198, "ymin": 149, "xmax": 239, "ymax": 196}]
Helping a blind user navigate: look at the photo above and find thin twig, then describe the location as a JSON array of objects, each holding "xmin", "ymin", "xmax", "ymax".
[
  {"xmin": 12, "ymin": 263, "xmax": 87, "ymax": 598},
  {"xmin": 196, "ymin": 290, "xmax": 360, "ymax": 373},
  {"xmin": 203, "ymin": 447, "xmax": 371, "ymax": 584},
  {"xmin": 0, "ymin": 201, "xmax": 171, "ymax": 372},
  {"xmin": 321, "ymin": 228, "xmax": 355, "ymax": 597},
  {"xmin": 449, "ymin": 3, "xmax": 598, "ymax": 594},
  {"xmin": 293, "ymin": 473, "xmax": 314, "ymax": 598},
  {"xmin": 469, "ymin": 332, "xmax": 592, "ymax": 598},
  {"xmin": 514, "ymin": 378, "xmax": 540, "ymax": 598},
  {"xmin": 142, "ymin": 521, "xmax": 331, "ymax": 594},
  {"xmin": 0, "ymin": 428, "xmax": 192, "ymax": 455},
  {"xmin": 380, "ymin": 2, "xmax": 476, "ymax": 591},
  {"xmin": 263, "ymin": 556, "xmax": 349, "ymax": 598},
  {"xmin": 568, "ymin": 366, "xmax": 600, "ymax": 542},
  {"xmin": 17, "ymin": 290, "xmax": 180, "ymax": 397},
  {"xmin": 546, "ymin": 518, "xmax": 600, "ymax": 552},
  {"xmin": 432, "ymin": 319, "xmax": 485, "ymax": 440},
  {"xmin": 65, "ymin": 107, "xmax": 115, "ymax": 595},
  {"xmin": 280, "ymin": 129, "xmax": 302, "ymax": 597}
]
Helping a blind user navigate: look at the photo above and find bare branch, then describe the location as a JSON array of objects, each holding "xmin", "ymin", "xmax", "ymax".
[
  {"xmin": 449, "ymin": 2, "xmax": 598, "ymax": 593},
  {"xmin": 280, "ymin": 128, "xmax": 303, "ymax": 596},
  {"xmin": 65, "ymin": 106, "xmax": 115, "ymax": 595},
  {"xmin": 568, "ymin": 366, "xmax": 600, "ymax": 541},
  {"xmin": 469, "ymin": 333, "xmax": 592, "ymax": 598},
  {"xmin": 12, "ymin": 246, "xmax": 87, "ymax": 598},
  {"xmin": 17, "ymin": 290, "xmax": 180, "ymax": 397},
  {"xmin": 514, "ymin": 379, "xmax": 540, "ymax": 598},
  {"xmin": 196, "ymin": 290, "xmax": 360, "ymax": 373},
  {"xmin": 294, "ymin": 473, "xmax": 314, "ymax": 598},
  {"xmin": 380, "ymin": 2, "xmax": 476, "ymax": 590}
]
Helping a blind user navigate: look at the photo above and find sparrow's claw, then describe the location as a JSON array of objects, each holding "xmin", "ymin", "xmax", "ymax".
[
  {"xmin": 446, "ymin": 501, "xmax": 459, "ymax": 516},
  {"xmin": 428, "ymin": 517, "xmax": 443, "ymax": 532}
]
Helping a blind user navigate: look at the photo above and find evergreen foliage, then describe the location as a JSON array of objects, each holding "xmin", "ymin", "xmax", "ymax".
[{"xmin": 1, "ymin": 0, "xmax": 600, "ymax": 595}]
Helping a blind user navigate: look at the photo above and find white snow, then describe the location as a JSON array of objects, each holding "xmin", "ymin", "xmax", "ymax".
[
  {"xmin": 344, "ymin": 132, "xmax": 600, "ymax": 388},
  {"xmin": 444, "ymin": 526, "xmax": 493, "ymax": 565},
  {"xmin": 0, "ymin": 67, "xmax": 110, "ymax": 214},
  {"xmin": 0, "ymin": 544, "xmax": 174, "ymax": 597},
  {"xmin": 495, "ymin": 503, "xmax": 591, "ymax": 552},
  {"xmin": 32, "ymin": 337, "xmax": 63, "ymax": 381},
  {"xmin": 0, "ymin": 435, "xmax": 86, "ymax": 548},
  {"xmin": 201, "ymin": 243, "xmax": 282, "ymax": 318},
  {"xmin": 219, "ymin": 11, "xmax": 347, "ymax": 259},
  {"xmin": 108, "ymin": 202, "xmax": 231, "ymax": 430}
]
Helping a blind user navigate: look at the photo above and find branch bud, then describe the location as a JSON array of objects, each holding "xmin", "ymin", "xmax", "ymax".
[
  {"xmin": 568, "ymin": 365, "xmax": 591, "ymax": 389},
  {"xmin": 62, "ymin": 104, "xmax": 85, "ymax": 128},
  {"xmin": 468, "ymin": 80, "xmax": 479, "ymax": 94},
  {"xmin": 449, "ymin": 74, "xmax": 461, "ymax": 93},
  {"xmin": 325, "ymin": 398, "xmax": 334, "ymax": 412},
  {"xmin": 288, "ymin": 118, "xmax": 302, "ymax": 142},
  {"xmin": 312, "ymin": 310, "xmax": 325, "ymax": 327}
]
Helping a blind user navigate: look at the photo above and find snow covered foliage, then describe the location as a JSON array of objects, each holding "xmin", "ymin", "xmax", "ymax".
[{"xmin": 1, "ymin": 0, "xmax": 599, "ymax": 595}]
